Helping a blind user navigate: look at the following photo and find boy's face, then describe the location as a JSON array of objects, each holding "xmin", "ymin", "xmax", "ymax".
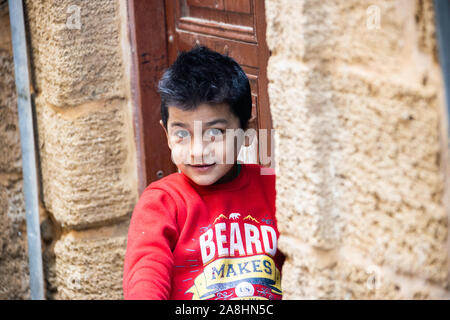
[{"xmin": 161, "ymin": 103, "xmax": 253, "ymax": 186}]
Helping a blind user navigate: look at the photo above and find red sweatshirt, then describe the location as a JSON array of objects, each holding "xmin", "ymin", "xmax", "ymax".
[{"xmin": 123, "ymin": 163, "xmax": 284, "ymax": 300}]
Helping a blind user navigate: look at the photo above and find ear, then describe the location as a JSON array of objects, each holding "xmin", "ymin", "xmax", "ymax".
[
  {"xmin": 160, "ymin": 120, "xmax": 172, "ymax": 150},
  {"xmin": 243, "ymin": 114, "xmax": 257, "ymax": 147}
]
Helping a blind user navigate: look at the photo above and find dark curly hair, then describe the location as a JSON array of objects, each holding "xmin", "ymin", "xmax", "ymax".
[{"xmin": 158, "ymin": 45, "xmax": 252, "ymax": 129}]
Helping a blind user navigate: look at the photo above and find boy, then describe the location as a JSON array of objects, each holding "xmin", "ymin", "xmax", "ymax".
[{"xmin": 123, "ymin": 46, "xmax": 283, "ymax": 300}]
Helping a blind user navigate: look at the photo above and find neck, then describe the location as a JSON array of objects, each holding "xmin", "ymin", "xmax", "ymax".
[{"xmin": 213, "ymin": 163, "xmax": 240, "ymax": 185}]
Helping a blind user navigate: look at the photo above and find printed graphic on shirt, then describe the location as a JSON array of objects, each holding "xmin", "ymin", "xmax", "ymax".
[{"xmin": 185, "ymin": 212, "xmax": 282, "ymax": 300}]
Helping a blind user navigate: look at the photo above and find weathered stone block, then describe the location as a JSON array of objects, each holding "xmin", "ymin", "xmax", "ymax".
[
  {"xmin": 331, "ymin": 69, "xmax": 448, "ymax": 285},
  {"xmin": 0, "ymin": 50, "xmax": 21, "ymax": 173},
  {"xmin": 266, "ymin": 0, "xmax": 436, "ymax": 70},
  {"xmin": 271, "ymin": 63, "xmax": 449, "ymax": 293},
  {"xmin": 25, "ymin": 0, "xmax": 124, "ymax": 106},
  {"xmin": 269, "ymin": 59, "xmax": 346, "ymax": 251},
  {"xmin": 0, "ymin": 177, "xmax": 30, "ymax": 300},
  {"xmin": 279, "ymin": 235, "xmax": 450, "ymax": 299},
  {"xmin": 36, "ymin": 97, "xmax": 136, "ymax": 228},
  {"xmin": 266, "ymin": 0, "xmax": 449, "ymax": 298},
  {"xmin": 53, "ymin": 224, "xmax": 128, "ymax": 299}
]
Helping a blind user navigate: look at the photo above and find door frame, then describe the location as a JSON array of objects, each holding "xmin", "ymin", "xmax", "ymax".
[{"xmin": 127, "ymin": 0, "xmax": 176, "ymax": 195}]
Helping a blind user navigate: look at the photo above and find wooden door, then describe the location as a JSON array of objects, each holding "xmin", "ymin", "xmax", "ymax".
[
  {"xmin": 128, "ymin": 0, "xmax": 177, "ymax": 194},
  {"xmin": 129, "ymin": 0, "xmax": 272, "ymax": 193},
  {"xmin": 164, "ymin": 0, "xmax": 273, "ymax": 166}
]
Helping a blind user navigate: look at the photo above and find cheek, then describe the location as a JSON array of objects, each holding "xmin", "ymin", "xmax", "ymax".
[{"xmin": 170, "ymin": 144, "xmax": 190, "ymax": 165}]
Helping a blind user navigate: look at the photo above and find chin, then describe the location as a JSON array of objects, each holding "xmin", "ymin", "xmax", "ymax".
[{"xmin": 188, "ymin": 175, "xmax": 218, "ymax": 186}]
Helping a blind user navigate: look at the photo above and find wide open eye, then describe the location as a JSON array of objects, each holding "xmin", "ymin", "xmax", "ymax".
[
  {"xmin": 174, "ymin": 129, "xmax": 190, "ymax": 139},
  {"xmin": 204, "ymin": 128, "xmax": 224, "ymax": 138}
]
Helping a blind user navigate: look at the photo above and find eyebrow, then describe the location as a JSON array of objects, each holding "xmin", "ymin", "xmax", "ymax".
[
  {"xmin": 169, "ymin": 119, "xmax": 229, "ymax": 128},
  {"xmin": 170, "ymin": 122, "xmax": 187, "ymax": 128},
  {"xmin": 205, "ymin": 119, "xmax": 228, "ymax": 127}
]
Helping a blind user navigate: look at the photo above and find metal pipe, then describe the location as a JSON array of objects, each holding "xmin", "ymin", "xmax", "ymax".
[
  {"xmin": 8, "ymin": 0, "xmax": 45, "ymax": 300},
  {"xmin": 434, "ymin": 0, "xmax": 450, "ymax": 139}
]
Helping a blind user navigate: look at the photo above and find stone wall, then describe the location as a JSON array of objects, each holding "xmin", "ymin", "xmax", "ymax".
[
  {"xmin": 0, "ymin": 4, "xmax": 30, "ymax": 300},
  {"xmin": 266, "ymin": 0, "xmax": 450, "ymax": 299},
  {"xmin": 24, "ymin": 0, "xmax": 138, "ymax": 299},
  {"xmin": 2, "ymin": 0, "xmax": 449, "ymax": 300}
]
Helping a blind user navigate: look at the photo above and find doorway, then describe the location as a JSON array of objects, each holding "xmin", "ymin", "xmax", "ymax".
[{"xmin": 128, "ymin": 0, "xmax": 272, "ymax": 193}]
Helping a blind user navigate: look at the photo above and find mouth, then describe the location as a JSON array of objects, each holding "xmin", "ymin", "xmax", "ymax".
[{"xmin": 189, "ymin": 163, "xmax": 216, "ymax": 171}]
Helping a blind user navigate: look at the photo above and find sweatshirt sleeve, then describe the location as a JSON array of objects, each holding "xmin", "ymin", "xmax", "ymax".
[{"xmin": 123, "ymin": 188, "xmax": 179, "ymax": 300}]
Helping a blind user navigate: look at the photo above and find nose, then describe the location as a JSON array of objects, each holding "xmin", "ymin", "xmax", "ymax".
[{"xmin": 190, "ymin": 135, "xmax": 205, "ymax": 164}]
